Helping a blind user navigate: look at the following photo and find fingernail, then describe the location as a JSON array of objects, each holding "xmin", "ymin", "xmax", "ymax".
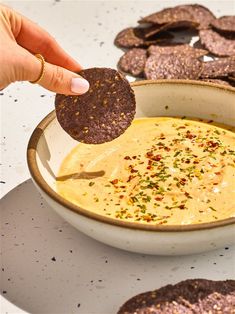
[{"xmin": 71, "ymin": 77, "xmax": 89, "ymax": 94}]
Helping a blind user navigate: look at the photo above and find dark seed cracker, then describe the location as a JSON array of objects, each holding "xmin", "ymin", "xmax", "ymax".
[
  {"xmin": 199, "ymin": 29, "xmax": 235, "ymax": 57},
  {"xmin": 55, "ymin": 68, "xmax": 136, "ymax": 144},
  {"xmin": 114, "ymin": 27, "xmax": 173, "ymax": 49},
  {"xmin": 148, "ymin": 43, "xmax": 208, "ymax": 58},
  {"xmin": 117, "ymin": 48, "xmax": 147, "ymax": 77},
  {"xmin": 114, "ymin": 27, "xmax": 144, "ymax": 49},
  {"xmin": 138, "ymin": 6, "xmax": 194, "ymax": 25},
  {"xmin": 117, "ymin": 279, "xmax": 235, "ymax": 314},
  {"xmin": 144, "ymin": 54, "xmax": 202, "ymax": 80},
  {"xmin": 211, "ymin": 16, "xmax": 235, "ymax": 34},
  {"xmin": 144, "ymin": 20, "xmax": 198, "ymax": 38},
  {"xmin": 181, "ymin": 4, "xmax": 216, "ymax": 30},
  {"xmin": 200, "ymin": 57, "xmax": 235, "ymax": 78},
  {"xmin": 139, "ymin": 4, "xmax": 215, "ymax": 30}
]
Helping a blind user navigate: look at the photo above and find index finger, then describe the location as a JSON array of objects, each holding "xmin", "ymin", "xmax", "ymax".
[{"xmin": 5, "ymin": 5, "xmax": 82, "ymax": 72}]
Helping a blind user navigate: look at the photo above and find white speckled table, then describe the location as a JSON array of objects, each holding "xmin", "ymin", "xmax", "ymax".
[{"xmin": 1, "ymin": 1, "xmax": 234, "ymax": 313}]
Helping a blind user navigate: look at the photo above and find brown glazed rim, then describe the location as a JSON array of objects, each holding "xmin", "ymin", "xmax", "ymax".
[{"xmin": 27, "ymin": 80, "xmax": 235, "ymax": 232}]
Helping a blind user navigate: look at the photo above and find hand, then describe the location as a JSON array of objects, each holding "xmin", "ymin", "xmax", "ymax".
[{"xmin": 0, "ymin": 4, "xmax": 89, "ymax": 94}]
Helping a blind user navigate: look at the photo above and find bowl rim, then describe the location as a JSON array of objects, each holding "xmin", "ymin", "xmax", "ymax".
[{"xmin": 27, "ymin": 79, "xmax": 235, "ymax": 232}]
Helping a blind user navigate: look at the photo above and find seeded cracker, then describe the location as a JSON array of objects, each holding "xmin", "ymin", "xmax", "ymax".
[
  {"xmin": 139, "ymin": 6, "xmax": 194, "ymax": 25},
  {"xmin": 117, "ymin": 279, "xmax": 235, "ymax": 314},
  {"xmin": 114, "ymin": 27, "xmax": 144, "ymax": 49},
  {"xmin": 55, "ymin": 68, "xmax": 136, "ymax": 144},
  {"xmin": 148, "ymin": 43, "xmax": 208, "ymax": 58},
  {"xmin": 199, "ymin": 29, "xmax": 235, "ymax": 57},
  {"xmin": 211, "ymin": 16, "xmax": 235, "ymax": 34},
  {"xmin": 143, "ymin": 20, "xmax": 198, "ymax": 38},
  {"xmin": 118, "ymin": 48, "xmax": 147, "ymax": 77},
  {"xmin": 181, "ymin": 4, "xmax": 216, "ymax": 30},
  {"xmin": 114, "ymin": 27, "xmax": 173, "ymax": 49},
  {"xmin": 200, "ymin": 57, "xmax": 235, "ymax": 78},
  {"xmin": 138, "ymin": 5, "xmax": 215, "ymax": 30},
  {"xmin": 144, "ymin": 54, "xmax": 202, "ymax": 80}
]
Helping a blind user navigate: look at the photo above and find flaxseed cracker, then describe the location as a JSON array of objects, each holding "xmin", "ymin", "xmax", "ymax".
[
  {"xmin": 199, "ymin": 29, "xmax": 235, "ymax": 57},
  {"xmin": 211, "ymin": 16, "xmax": 235, "ymax": 34},
  {"xmin": 114, "ymin": 27, "xmax": 173, "ymax": 49},
  {"xmin": 144, "ymin": 54, "xmax": 202, "ymax": 80},
  {"xmin": 55, "ymin": 68, "xmax": 136, "ymax": 144},
  {"xmin": 117, "ymin": 279, "xmax": 235, "ymax": 314},
  {"xmin": 148, "ymin": 43, "xmax": 208, "ymax": 58},
  {"xmin": 118, "ymin": 48, "xmax": 147, "ymax": 77},
  {"xmin": 200, "ymin": 57, "xmax": 235, "ymax": 78}
]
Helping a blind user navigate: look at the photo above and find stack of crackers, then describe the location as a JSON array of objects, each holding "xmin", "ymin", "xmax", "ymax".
[{"xmin": 115, "ymin": 4, "xmax": 235, "ymax": 87}]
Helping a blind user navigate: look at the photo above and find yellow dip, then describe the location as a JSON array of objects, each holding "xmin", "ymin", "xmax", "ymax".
[{"xmin": 56, "ymin": 117, "xmax": 235, "ymax": 225}]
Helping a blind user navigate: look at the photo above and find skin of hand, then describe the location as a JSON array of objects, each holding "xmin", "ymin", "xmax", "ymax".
[{"xmin": 0, "ymin": 4, "xmax": 89, "ymax": 94}]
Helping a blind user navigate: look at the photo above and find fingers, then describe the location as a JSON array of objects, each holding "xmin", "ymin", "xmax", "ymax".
[
  {"xmin": 6, "ymin": 45, "xmax": 89, "ymax": 95},
  {"xmin": 1, "ymin": 5, "xmax": 89, "ymax": 94},
  {"xmin": 3, "ymin": 4, "xmax": 82, "ymax": 72},
  {"xmin": 39, "ymin": 61, "xmax": 89, "ymax": 95}
]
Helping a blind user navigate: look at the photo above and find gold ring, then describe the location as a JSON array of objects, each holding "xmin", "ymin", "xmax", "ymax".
[{"xmin": 30, "ymin": 54, "xmax": 45, "ymax": 84}]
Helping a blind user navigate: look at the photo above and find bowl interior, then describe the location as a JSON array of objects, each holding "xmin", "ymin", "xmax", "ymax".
[{"xmin": 28, "ymin": 80, "xmax": 235, "ymax": 229}]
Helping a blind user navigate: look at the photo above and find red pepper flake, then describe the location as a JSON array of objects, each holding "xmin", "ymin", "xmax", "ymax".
[
  {"xmin": 130, "ymin": 168, "xmax": 138, "ymax": 173},
  {"xmin": 186, "ymin": 131, "xmax": 196, "ymax": 139},
  {"xmin": 152, "ymin": 154, "xmax": 162, "ymax": 161},
  {"xmin": 146, "ymin": 152, "xmax": 153, "ymax": 158},
  {"xmin": 179, "ymin": 178, "xmax": 187, "ymax": 185},
  {"xmin": 111, "ymin": 179, "xmax": 118, "ymax": 185},
  {"xmin": 207, "ymin": 141, "xmax": 219, "ymax": 148},
  {"xmin": 164, "ymin": 147, "xmax": 171, "ymax": 152},
  {"xmin": 119, "ymin": 195, "xmax": 124, "ymax": 199},
  {"xmin": 179, "ymin": 204, "xmax": 185, "ymax": 209},
  {"xmin": 215, "ymin": 172, "xmax": 221, "ymax": 175},
  {"xmin": 146, "ymin": 166, "xmax": 152, "ymax": 170},
  {"xmin": 155, "ymin": 196, "xmax": 163, "ymax": 201},
  {"xmin": 132, "ymin": 156, "xmax": 137, "ymax": 159},
  {"xmin": 185, "ymin": 159, "xmax": 190, "ymax": 164},
  {"xmin": 127, "ymin": 175, "xmax": 135, "ymax": 182},
  {"xmin": 124, "ymin": 156, "xmax": 131, "ymax": 160}
]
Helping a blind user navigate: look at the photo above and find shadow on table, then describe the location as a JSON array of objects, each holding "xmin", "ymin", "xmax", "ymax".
[{"xmin": 0, "ymin": 179, "xmax": 233, "ymax": 314}]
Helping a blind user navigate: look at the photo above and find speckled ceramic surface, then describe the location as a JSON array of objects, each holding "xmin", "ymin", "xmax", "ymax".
[{"xmin": 1, "ymin": 1, "xmax": 235, "ymax": 314}]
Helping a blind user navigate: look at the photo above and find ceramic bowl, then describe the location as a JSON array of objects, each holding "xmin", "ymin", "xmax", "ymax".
[{"xmin": 27, "ymin": 80, "xmax": 235, "ymax": 255}]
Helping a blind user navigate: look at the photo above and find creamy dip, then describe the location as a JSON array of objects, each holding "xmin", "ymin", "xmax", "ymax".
[{"xmin": 56, "ymin": 117, "xmax": 235, "ymax": 225}]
